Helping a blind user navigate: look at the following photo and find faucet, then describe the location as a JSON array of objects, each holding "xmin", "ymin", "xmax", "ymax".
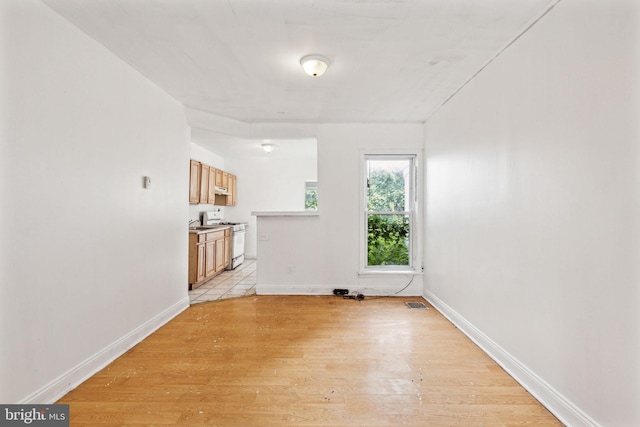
[{"xmin": 189, "ymin": 219, "xmax": 200, "ymax": 226}]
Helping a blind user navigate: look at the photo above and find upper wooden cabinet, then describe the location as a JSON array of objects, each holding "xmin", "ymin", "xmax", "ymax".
[
  {"xmin": 222, "ymin": 171, "xmax": 229, "ymax": 189},
  {"xmin": 227, "ymin": 174, "xmax": 237, "ymax": 206},
  {"xmin": 189, "ymin": 160, "xmax": 201, "ymax": 204},
  {"xmin": 199, "ymin": 164, "xmax": 210, "ymax": 204},
  {"xmin": 189, "ymin": 159, "xmax": 237, "ymax": 206},
  {"xmin": 207, "ymin": 167, "xmax": 216, "ymax": 204}
]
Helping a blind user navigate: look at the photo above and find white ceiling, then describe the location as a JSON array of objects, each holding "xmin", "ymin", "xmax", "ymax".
[
  {"xmin": 191, "ymin": 128, "xmax": 317, "ymax": 161},
  {"xmin": 43, "ymin": 0, "xmax": 555, "ymax": 124}
]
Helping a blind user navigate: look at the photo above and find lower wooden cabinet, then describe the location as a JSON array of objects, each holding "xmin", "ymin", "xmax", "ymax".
[
  {"xmin": 215, "ymin": 238, "xmax": 225, "ymax": 272},
  {"xmin": 196, "ymin": 243, "xmax": 206, "ymax": 282},
  {"xmin": 224, "ymin": 234, "xmax": 230, "ymax": 267},
  {"xmin": 205, "ymin": 240, "xmax": 216, "ymax": 277},
  {"xmin": 188, "ymin": 228, "xmax": 231, "ymax": 290}
]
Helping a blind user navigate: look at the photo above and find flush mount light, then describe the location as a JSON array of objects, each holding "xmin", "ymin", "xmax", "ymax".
[
  {"xmin": 300, "ymin": 54, "xmax": 330, "ymax": 77},
  {"xmin": 261, "ymin": 143, "xmax": 275, "ymax": 153}
]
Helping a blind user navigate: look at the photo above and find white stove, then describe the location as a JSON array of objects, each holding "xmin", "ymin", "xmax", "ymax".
[
  {"xmin": 218, "ymin": 222, "xmax": 247, "ymax": 232},
  {"xmin": 201, "ymin": 211, "xmax": 247, "ymax": 270}
]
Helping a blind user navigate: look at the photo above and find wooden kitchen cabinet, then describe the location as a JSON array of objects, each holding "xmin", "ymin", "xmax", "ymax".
[
  {"xmin": 222, "ymin": 171, "xmax": 229, "ymax": 189},
  {"xmin": 199, "ymin": 164, "xmax": 210, "ymax": 204},
  {"xmin": 208, "ymin": 167, "xmax": 216, "ymax": 203},
  {"xmin": 189, "ymin": 160, "xmax": 201, "ymax": 204},
  {"xmin": 231, "ymin": 174, "xmax": 237, "ymax": 205},
  {"xmin": 189, "ymin": 159, "xmax": 237, "ymax": 207},
  {"xmin": 215, "ymin": 238, "xmax": 225, "ymax": 272},
  {"xmin": 188, "ymin": 228, "xmax": 232, "ymax": 289},
  {"xmin": 205, "ymin": 240, "xmax": 216, "ymax": 277},
  {"xmin": 226, "ymin": 174, "xmax": 236, "ymax": 206},
  {"xmin": 224, "ymin": 233, "xmax": 231, "ymax": 266},
  {"xmin": 196, "ymin": 243, "xmax": 206, "ymax": 282}
]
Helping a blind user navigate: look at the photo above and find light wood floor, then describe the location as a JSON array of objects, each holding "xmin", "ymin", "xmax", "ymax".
[{"xmin": 59, "ymin": 296, "xmax": 562, "ymax": 426}]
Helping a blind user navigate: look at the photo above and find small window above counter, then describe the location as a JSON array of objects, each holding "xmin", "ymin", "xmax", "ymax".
[{"xmin": 189, "ymin": 159, "xmax": 237, "ymax": 206}]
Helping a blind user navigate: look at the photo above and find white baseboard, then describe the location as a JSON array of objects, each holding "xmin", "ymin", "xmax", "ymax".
[
  {"xmin": 256, "ymin": 283, "xmax": 422, "ymax": 296},
  {"xmin": 21, "ymin": 296, "xmax": 190, "ymax": 404},
  {"xmin": 256, "ymin": 284, "xmax": 333, "ymax": 295},
  {"xmin": 423, "ymin": 291, "xmax": 599, "ymax": 427}
]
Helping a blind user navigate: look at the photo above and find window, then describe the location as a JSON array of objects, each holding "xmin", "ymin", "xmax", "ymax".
[
  {"xmin": 305, "ymin": 180, "xmax": 318, "ymax": 211},
  {"xmin": 363, "ymin": 155, "xmax": 416, "ymax": 270}
]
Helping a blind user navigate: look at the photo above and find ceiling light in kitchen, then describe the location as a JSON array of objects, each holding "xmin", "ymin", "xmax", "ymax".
[
  {"xmin": 300, "ymin": 55, "xmax": 330, "ymax": 77},
  {"xmin": 262, "ymin": 143, "xmax": 275, "ymax": 153}
]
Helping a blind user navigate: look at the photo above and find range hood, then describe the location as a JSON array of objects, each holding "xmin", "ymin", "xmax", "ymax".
[{"xmin": 214, "ymin": 185, "xmax": 229, "ymax": 195}]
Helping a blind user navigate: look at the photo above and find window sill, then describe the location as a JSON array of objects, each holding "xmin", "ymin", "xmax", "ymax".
[{"xmin": 358, "ymin": 269, "xmax": 423, "ymax": 277}]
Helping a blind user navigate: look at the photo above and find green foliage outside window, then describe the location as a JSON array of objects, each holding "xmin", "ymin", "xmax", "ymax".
[
  {"xmin": 367, "ymin": 169, "xmax": 405, "ymax": 211},
  {"xmin": 305, "ymin": 188, "xmax": 318, "ymax": 210},
  {"xmin": 367, "ymin": 167, "xmax": 410, "ymax": 266},
  {"xmin": 367, "ymin": 214, "xmax": 409, "ymax": 265}
]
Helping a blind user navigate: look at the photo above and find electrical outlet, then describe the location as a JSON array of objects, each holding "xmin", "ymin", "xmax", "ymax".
[
  {"xmin": 286, "ymin": 265, "xmax": 294, "ymax": 274},
  {"xmin": 259, "ymin": 234, "xmax": 269, "ymax": 241}
]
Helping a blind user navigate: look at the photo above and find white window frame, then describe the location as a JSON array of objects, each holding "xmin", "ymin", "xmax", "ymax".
[{"xmin": 360, "ymin": 152, "xmax": 420, "ymax": 274}]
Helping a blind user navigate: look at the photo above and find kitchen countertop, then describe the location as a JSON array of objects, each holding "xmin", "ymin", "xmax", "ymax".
[{"xmin": 188, "ymin": 225, "xmax": 231, "ymax": 234}]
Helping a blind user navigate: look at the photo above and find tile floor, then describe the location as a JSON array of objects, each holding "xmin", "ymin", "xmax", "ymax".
[{"xmin": 188, "ymin": 259, "xmax": 256, "ymax": 305}]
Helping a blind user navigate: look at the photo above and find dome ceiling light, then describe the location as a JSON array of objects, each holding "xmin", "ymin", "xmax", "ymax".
[{"xmin": 300, "ymin": 54, "xmax": 330, "ymax": 77}]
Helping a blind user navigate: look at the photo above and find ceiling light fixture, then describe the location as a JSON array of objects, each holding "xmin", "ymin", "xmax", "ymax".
[
  {"xmin": 300, "ymin": 54, "xmax": 330, "ymax": 77},
  {"xmin": 262, "ymin": 143, "xmax": 275, "ymax": 153}
]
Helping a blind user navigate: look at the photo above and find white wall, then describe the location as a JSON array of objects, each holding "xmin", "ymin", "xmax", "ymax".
[
  {"xmin": 256, "ymin": 123, "xmax": 424, "ymax": 295},
  {"xmin": 226, "ymin": 139, "xmax": 317, "ymax": 258},
  {"xmin": 423, "ymin": 0, "xmax": 640, "ymax": 425},
  {"xmin": 0, "ymin": 0, "xmax": 189, "ymax": 403}
]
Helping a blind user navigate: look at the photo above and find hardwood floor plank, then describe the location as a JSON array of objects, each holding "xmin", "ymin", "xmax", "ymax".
[{"xmin": 58, "ymin": 296, "xmax": 561, "ymax": 426}]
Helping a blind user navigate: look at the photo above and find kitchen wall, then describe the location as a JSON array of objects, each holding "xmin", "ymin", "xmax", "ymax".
[
  {"xmin": 189, "ymin": 129, "xmax": 317, "ymax": 258},
  {"xmin": 423, "ymin": 0, "xmax": 640, "ymax": 425},
  {"xmin": 0, "ymin": 0, "xmax": 189, "ymax": 403}
]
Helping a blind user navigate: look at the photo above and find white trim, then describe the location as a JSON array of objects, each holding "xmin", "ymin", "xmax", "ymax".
[
  {"xmin": 358, "ymin": 270, "xmax": 421, "ymax": 277},
  {"xmin": 257, "ymin": 283, "xmax": 423, "ymax": 296},
  {"xmin": 20, "ymin": 297, "xmax": 190, "ymax": 404},
  {"xmin": 256, "ymin": 284, "xmax": 334, "ymax": 295},
  {"xmin": 360, "ymin": 152, "xmax": 422, "ymax": 271},
  {"xmin": 423, "ymin": 290, "xmax": 600, "ymax": 427}
]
